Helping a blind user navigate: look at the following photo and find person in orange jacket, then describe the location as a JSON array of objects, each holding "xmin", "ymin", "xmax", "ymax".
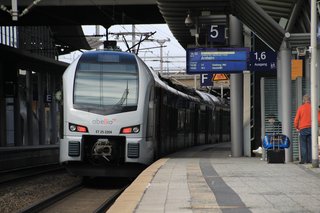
[{"xmin": 294, "ymin": 94, "xmax": 320, "ymax": 164}]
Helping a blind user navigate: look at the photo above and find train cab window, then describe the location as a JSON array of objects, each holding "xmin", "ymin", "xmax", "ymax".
[{"xmin": 73, "ymin": 52, "xmax": 139, "ymax": 115}]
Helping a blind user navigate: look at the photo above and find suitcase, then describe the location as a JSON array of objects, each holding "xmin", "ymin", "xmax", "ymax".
[
  {"xmin": 265, "ymin": 134, "xmax": 286, "ymax": 164},
  {"xmin": 263, "ymin": 134, "xmax": 290, "ymax": 149},
  {"xmin": 267, "ymin": 149, "xmax": 285, "ymax": 163},
  {"xmin": 262, "ymin": 118, "xmax": 289, "ymax": 164}
]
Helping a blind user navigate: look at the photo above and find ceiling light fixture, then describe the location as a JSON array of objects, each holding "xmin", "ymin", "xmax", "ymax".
[{"xmin": 185, "ymin": 13, "xmax": 193, "ymax": 27}]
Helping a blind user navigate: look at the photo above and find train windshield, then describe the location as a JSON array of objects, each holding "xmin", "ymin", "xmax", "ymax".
[{"xmin": 73, "ymin": 52, "xmax": 139, "ymax": 115}]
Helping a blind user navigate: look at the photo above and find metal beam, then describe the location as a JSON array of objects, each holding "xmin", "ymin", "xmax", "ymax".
[
  {"xmin": 286, "ymin": 0, "xmax": 304, "ymax": 32},
  {"xmin": 1, "ymin": 0, "xmax": 157, "ymax": 6},
  {"xmin": 232, "ymin": 0, "xmax": 287, "ymax": 51},
  {"xmin": 288, "ymin": 33, "xmax": 310, "ymax": 48}
]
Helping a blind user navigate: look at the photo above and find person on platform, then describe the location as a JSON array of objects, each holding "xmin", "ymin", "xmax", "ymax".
[{"xmin": 294, "ymin": 94, "xmax": 320, "ymax": 164}]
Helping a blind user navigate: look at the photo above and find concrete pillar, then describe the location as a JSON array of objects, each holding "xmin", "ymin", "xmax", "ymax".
[
  {"xmin": 50, "ymin": 73, "xmax": 57, "ymax": 144},
  {"xmin": 277, "ymin": 55, "xmax": 282, "ymax": 121},
  {"xmin": 280, "ymin": 42, "xmax": 293, "ymax": 162},
  {"xmin": 243, "ymin": 71, "xmax": 251, "ymax": 157},
  {"xmin": 295, "ymin": 77, "xmax": 303, "ymax": 161},
  {"xmin": 14, "ymin": 69, "xmax": 23, "ymax": 146},
  {"xmin": 38, "ymin": 72, "xmax": 45, "ymax": 145},
  {"xmin": 304, "ymin": 54, "xmax": 311, "ymax": 93},
  {"xmin": 26, "ymin": 70, "xmax": 34, "ymax": 145},
  {"xmin": 243, "ymin": 26, "xmax": 251, "ymax": 157},
  {"xmin": 0, "ymin": 62, "xmax": 6, "ymax": 146},
  {"xmin": 317, "ymin": 48, "xmax": 320, "ymax": 101},
  {"xmin": 311, "ymin": 0, "xmax": 319, "ymax": 167},
  {"xmin": 229, "ymin": 15, "xmax": 244, "ymax": 157},
  {"xmin": 260, "ymin": 78, "xmax": 266, "ymax": 160}
]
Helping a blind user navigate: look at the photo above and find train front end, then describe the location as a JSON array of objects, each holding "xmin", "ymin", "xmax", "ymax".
[{"xmin": 59, "ymin": 51, "xmax": 153, "ymax": 177}]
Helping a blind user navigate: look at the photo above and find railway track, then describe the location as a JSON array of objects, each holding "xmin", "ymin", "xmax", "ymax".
[
  {"xmin": 21, "ymin": 178, "xmax": 130, "ymax": 213},
  {"xmin": 0, "ymin": 163, "xmax": 64, "ymax": 184}
]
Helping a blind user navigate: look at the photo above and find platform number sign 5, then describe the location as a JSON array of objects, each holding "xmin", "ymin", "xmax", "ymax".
[
  {"xmin": 210, "ymin": 25, "xmax": 219, "ymax": 39},
  {"xmin": 208, "ymin": 25, "xmax": 225, "ymax": 43}
]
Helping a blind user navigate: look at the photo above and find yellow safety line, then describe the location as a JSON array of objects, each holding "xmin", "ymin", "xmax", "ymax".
[{"xmin": 107, "ymin": 158, "xmax": 169, "ymax": 213}]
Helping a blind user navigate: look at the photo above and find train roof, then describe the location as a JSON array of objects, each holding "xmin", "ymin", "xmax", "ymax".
[
  {"xmin": 205, "ymin": 93, "xmax": 221, "ymax": 104},
  {"xmin": 135, "ymin": 53, "xmax": 224, "ymax": 105},
  {"xmin": 195, "ymin": 90, "xmax": 213, "ymax": 104},
  {"xmin": 79, "ymin": 50, "xmax": 136, "ymax": 64},
  {"xmin": 159, "ymin": 75, "xmax": 227, "ymax": 106},
  {"xmin": 79, "ymin": 51, "xmax": 226, "ymax": 106}
]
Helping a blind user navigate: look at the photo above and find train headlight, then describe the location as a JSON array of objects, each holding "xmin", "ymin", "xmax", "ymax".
[
  {"xmin": 120, "ymin": 125, "xmax": 140, "ymax": 134},
  {"xmin": 69, "ymin": 124, "xmax": 77, "ymax": 132},
  {"xmin": 69, "ymin": 123, "xmax": 88, "ymax": 133},
  {"xmin": 132, "ymin": 126, "xmax": 140, "ymax": 133}
]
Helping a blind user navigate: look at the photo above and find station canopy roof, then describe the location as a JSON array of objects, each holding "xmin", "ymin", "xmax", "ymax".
[
  {"xmin": 0, "ymin": 0, "xmax": 313, "ymax": 53},
  {"xmin": 157, "ymin": 0, "xmax": 311, "ymax": 51},
  {"xmin": 0, "ymin": 0, "xmax": 164, "ymax": 54}
]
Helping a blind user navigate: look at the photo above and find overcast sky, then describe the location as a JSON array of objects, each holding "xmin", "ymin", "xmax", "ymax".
[{"xmin": 59, "ymin": 24, "xmax": 186, "ymax": 73}]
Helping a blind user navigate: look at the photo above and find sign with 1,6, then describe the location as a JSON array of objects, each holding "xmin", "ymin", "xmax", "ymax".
[
  {"xmin": 249, "ymin": 51, "xmax": 277, "ymax": 71},
  {"xmin": 254, "ymin": 52, "xmax": 267, "ymax": 61}
]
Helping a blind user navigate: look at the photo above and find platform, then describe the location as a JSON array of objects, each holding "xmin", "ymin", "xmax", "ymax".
[{"xmin": 107, "ymin": 142, "xmax": 320, "ymax": 213}]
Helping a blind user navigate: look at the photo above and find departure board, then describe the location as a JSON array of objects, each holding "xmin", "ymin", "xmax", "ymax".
[{"xmin": 186, "ymin": 48, "xmax": 249, "ymax": 74}]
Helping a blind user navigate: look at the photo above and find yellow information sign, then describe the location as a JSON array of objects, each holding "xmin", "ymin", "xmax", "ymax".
[
  {"xmin": 212, "ymin": 74, "xmax": 229, "ymax": 81},
  {"xmin": 291, "ymin": 59, "xmax": 303, "ymax": 80}
]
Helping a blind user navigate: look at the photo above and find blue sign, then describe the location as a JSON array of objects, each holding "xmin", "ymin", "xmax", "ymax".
[
  {"xmin": 249, "ymin": 51, "xmax": 277, "ymax": 71},
  {"xmin": 208, "ymin": 25, "xmax": 225, "ymax": 43},
  {"xmin": 200, "ymin": 73, "xmax": 214, "ymax": 86},
  {"xmin": 186, "ymin": 48, "xmax": 249, "ymax": 74}
]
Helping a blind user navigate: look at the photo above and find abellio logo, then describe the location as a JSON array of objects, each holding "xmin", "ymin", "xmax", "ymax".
[{"xmin": 92, "ymin": 117, "xmax": 116, "ymax": 125}]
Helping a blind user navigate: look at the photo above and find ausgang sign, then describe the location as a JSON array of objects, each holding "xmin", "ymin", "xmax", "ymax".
[
  {"xmin": 249, "ymin": 51, "xmax": 277, "ymax": 71},
  {"xmin": 186, "ymin": 48, "xmax": 249, "ymax": 74}
]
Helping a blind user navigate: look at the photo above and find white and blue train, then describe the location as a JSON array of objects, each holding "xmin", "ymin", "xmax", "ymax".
[{"xmin": 59, "ymin": 50, "xmax": 230, "ymax": 177}]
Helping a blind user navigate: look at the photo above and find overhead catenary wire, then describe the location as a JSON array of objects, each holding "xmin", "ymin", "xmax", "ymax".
[{"xmin": 107, "ymin": 24, "xmax": 186, "ymax": 73}]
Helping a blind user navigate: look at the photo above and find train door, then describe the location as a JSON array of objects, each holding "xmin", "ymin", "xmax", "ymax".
[
  {"xmin": 191, "ymin": 102, "xmax": 198, "ymax": 145},
  {"xmin": 152, "ymin": 86, "xmax": 162, "ymax": 160}
]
